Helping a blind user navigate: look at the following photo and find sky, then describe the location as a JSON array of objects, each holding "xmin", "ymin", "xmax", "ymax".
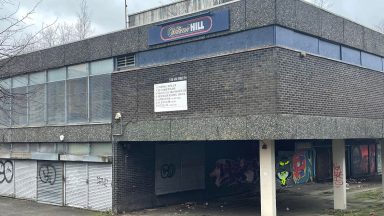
[{"xmin": 7, "ymin": 0, "xmax": 384, "ymax": 37}]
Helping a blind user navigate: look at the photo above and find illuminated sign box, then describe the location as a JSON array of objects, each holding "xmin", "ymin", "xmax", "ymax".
[{"xmin": 148, "ymin": 9, "xmax": 230, "ymax": 46}]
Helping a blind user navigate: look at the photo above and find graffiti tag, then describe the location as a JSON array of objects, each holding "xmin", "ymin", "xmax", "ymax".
[
  {"xmin": 210, "ymin": 158, "xmax": 259, "ymax": 187},
  {"xmin": 333, "ymin": 164, "xmax": 343, "ymax": 187},
  {"xmin": 292, "ymin": 151, "xmax": 312, "ymax": 184},
  {"xmin": 0, "ymin": 160, "xmax": 13, "ymax": 184},
  {"xmin": 276, "ymin": 158, "xmax": 291, "ymax": 187},
  {"xmin": 161, "ymin": 164, "xmax": 176, "ymax": 178},
  {"xmin": 96, "ymin": 176, "xmax": 109, "ymax": 188},
  {"xmin": 39, "ymin": 165, "xmax": 56, "ymax": 185}
]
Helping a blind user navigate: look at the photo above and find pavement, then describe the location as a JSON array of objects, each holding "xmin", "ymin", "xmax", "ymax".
[{"xmin": 0, "ymin": 178, "xmax": 383, "ymax": 216}]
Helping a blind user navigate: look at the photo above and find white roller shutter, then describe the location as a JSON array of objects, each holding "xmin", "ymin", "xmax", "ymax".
[
  {"xmin": 88, "ymin": 163, "xmax": 112, "ymax": 211},
  {"xmin": 0, "ymin": 159, "xmax": 14, "ymax": 197},
  {"xmin": 65, "ymin": 162, "xmax": 88, "ymax": 208},
  {"xmin": 37, "ymin": 162, "xmax": 63, "ymax": 205},
  {"xmin": 15, "ymin": 160, "xmax": 37, "ymax": 200}
]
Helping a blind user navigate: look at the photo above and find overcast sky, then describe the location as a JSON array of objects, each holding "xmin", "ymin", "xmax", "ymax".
[{"xmin": 9, "ymin": 0, "xmax": 384, "ymax": 36}]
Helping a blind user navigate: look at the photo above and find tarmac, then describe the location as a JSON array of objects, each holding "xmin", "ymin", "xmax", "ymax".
[{"xmin": 0, "ymin": 178, "xmax": 383, "ymax": 216}]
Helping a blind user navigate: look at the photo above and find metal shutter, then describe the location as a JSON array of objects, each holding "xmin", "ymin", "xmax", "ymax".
[
  {"xmin": 37, "ymin": 161, "xmax": 63, "ymax": 205},
  {"xmin": 15, "ymin": 160, "xmax": 37, "ymax": 200},
  {"xmin": 65, "ymin": 162, "xmax": 88, "ymax": 208},
  {"xmin": 88, "ymin": 163, "xmax": 112, "ymax": 211},
  {"xmin": 155, "ymin": 144, "xmax": 181, "ymax": 195},
  {"xmin": 0, "ymin": 159, "xmax": 14, "ymax": 197}
]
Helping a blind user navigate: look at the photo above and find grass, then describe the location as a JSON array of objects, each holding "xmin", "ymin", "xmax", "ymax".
[{"xmin": 326, "ymin": 189, "xmax": 384, "ymax": 216}]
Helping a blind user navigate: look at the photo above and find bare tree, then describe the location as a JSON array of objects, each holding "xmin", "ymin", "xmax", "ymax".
[
  {"xmin": 312, "ymin": 0, "xmax": 332, "ymax": 9},
  {"xmin": 375, "ymin": 20, "xmax": 384, "ymax": 34},
  {"xmin": 75, "ymin": 0, "xmax": 93, "ymax": 40}
]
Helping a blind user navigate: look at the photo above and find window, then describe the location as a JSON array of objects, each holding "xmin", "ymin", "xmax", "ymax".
[
  {"xmin": 12, "ymin": 76, "xmax": 28, "ymax": 126},
  {"xmin": 67, "ymin": 64, "xmax": 88, "ymax": 123},
  {"xmin": 341, "ymin": 46, "xmax": 361, "ymax": 65},
  {"xmin": 0, "ymin": 79, "xmax": 11, "ymax": 127},
  {"xmin": 47, "ymin": 68, "xmax": 66, "ymax": 124},
  {"xmin": 29, "ymin": 72, "xmax": 46, "ymax": 125},
  {"xmin": 319, "ymin": 40, "xmax": 340, "ymax": 60},
  {"xmin": 276, "ymin": 27, "xmax": 318, "ymax": 54},
  {"xmin": 361, "ymin": 52, "xmax": 382, "ymax": 71}
]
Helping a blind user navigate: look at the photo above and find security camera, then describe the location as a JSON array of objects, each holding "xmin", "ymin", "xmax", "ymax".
[{"xmin": 59, "ymin": 135, "xmax": 65, "ymax": 142}]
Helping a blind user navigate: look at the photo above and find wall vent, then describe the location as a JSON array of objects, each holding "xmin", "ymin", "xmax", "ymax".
[{"xmin": 115, "ymin": 54, "xmax": 135, "ymax": 70}]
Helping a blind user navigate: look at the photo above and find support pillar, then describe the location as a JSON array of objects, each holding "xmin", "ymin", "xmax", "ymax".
[
  {"xmin": 381, "ymin": 140, "xmax": 384, "ymax": 195},
  {"xmin": 332, "ymin": 139, "xmax": 347, "ymax": 210},
  {"xmin": 259, "ymin": 140, "xmax": 276, "ymax": 216}
]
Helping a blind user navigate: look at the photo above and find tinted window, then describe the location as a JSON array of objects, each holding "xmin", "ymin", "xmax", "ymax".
[
  {"xmin": 319, "ymin": 40, "xmax": 340, "ymax": 60},
  {"xmin": 361, "ymin": 52, "xmax": 382, "ymax": 71},
  {"xmin": 341, "ymin": 46, "xmax": 361, "ymax": 65}
]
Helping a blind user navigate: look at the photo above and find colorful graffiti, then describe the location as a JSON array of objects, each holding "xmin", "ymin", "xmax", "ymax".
[
  {"xmin": 292, "ymin": 150, "xmax": 313, "ymax": 184},
  {"xmin": 351, "ymin": 144, "xmax": 377, "ymax": 176},
  {"xmin": 276, "ymin": 156, "xmax": 291, "ymax": 187},
  {"xmin": 333, "ymin": 164, "xmax": 343, "ymax": 187},
  {"xmin": 210, "ymin": 158, "xmax": 259, "ymax": 187}
]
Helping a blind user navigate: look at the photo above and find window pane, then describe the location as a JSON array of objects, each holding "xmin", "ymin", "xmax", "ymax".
[
  {"xmin": 275, "ymin": 26, "xmax": 295, "ymax": 47},
  {"xmin": 0, "ymin": 143, "xmax": 11, "ymax": 152},
  {"xmin": 48, "ymin": 68, "xmax": 66, "ymax": 82},
  {"xmin": 90, "ymin": 143, "xmax": 112, "ymax": 156},
  {"xmin": 361, "ymin": 52, "xmax": 382, "ymax": 71},
  {"xmin": 29, "ymin": 72, "xmax": 46, "ymax": 85},
  {"xmin": 0, "ymin": 78, "xmax": 11, "ymax": 89},
  {"xmin": 294, "ymin": 33, "xmax": 318, "ymax": 54},
  {"xmin": 341, "ymin": 46, "xmax": 361, "ymax": 65},
  {"xmin": 12, "ymin": 86, "xmax": 28, "ymax": 126},
  {"xmin": 90, "ymin": 75, "xmax": 111, "ymax": 122},
  {"xmin": 29, "ymin": 84, "xmax": 45, "ymax": 125},
  {"xmin": 90, "ymin": 59, "xmax": 113, "ymax": 75},
  {"xmin": 12, "ymin": 143, "xmax": 29, "ymax": 152},
  {"xmin": 12, "ymin": 75, "xmax": 28, "ymax": 88},
  {"xmin": 67, "ymin": 78, "xmax": 88, "ymax": 123},
  {"xmin": 39, "ymin": 143, "xmax": 55, "ymax": 153},
  {"xmin": 68, "ymin": 63, "xmax": 88, "ymax": 79},
  {"xmin": 319, "ymin": 40, "xmax": 340, "ymax": 60},
  {"xmin": 47, "ymin": 81, "xmax": 65, "ymax": 124},
  {"xmin": 68, "ymin": 143, "xmax": 89, "ymax": 155},
  {"xmin": 0, "ymin": 95, "xmax": 11, "ymax": 127}
]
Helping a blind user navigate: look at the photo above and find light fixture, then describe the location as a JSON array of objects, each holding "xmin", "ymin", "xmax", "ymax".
[{"xmin": 115, "ymin": 112, "xmax": 122, "ymax": 120}]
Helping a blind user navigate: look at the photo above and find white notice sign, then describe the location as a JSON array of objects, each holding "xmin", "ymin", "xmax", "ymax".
[{"xmin": 154, "ymin": 80, "xmax": 188, "ymax": 112}]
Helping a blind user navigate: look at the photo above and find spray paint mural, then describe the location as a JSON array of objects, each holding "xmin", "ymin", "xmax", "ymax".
[
  {"xmin": 276, "ymin": 150, "xmax": 314, "ymax": 186},
  {"xmin": 210, "ymin": 158, "xmax": 259, "ymax": 187},
  {"xmin": 350, "ymin": 144, "xmax": 377, "ymax": 176}
]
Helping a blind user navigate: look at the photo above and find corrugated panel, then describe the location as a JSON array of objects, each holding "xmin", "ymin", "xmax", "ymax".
[
  {"xmin": 0, "ymin": 159, "xmax": 14, "ymax": 197},
  {"xmin": 88, "ymin": 163, "xmax": 112, "ymax": 211},
  {"xmin": 37, "ymin": 162, "xmax": 63, "ymax": 205},
  {"xmin": 15, "ymin": 160, "xmax": 37, "ymax": 200},
  {"xmin": 65, "ymin": 162, "xmax": 88, "ymax": 209}
]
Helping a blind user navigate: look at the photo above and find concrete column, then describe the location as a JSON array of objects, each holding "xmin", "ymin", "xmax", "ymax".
[
  {"xmin": 332, "ymin": 139, "xmax": 347, "ymax": 210},
  {"xmin": 259, "ymin": 140, "xmax": 276, "ymax": 216},
  {"xmin": 381, "ymin": 140, "xmax": 384, "ymax": 196}
]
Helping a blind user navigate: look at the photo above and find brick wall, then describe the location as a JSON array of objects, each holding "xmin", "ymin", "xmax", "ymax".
[
  {"xmin": 276, "ymin": 48, "xmax": 384, "ymax": 119},
  {"xmin": 112, "ymin": 48, "xmax": 278, "ymax": 121}
]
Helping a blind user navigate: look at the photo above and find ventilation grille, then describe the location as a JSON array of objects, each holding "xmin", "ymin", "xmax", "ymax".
[{"xmin": 115, "ymin": 54, "xmax": 135, "ymax": 70}]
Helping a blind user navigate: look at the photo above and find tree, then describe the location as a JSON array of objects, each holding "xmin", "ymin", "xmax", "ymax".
[
  {"xmin": 375, "ymin": 20, "xmax": 384, "ymax": 34},
  {"xmin": 312, "ymin": 0, "xmax": 333, "ymax": 9},
  {"xmin": 75, "ymin": 0, "xmax": 93, "ymax": 40}
]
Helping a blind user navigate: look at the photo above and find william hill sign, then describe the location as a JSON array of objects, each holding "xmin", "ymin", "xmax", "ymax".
[{"xmin": 148, "ymin": 9, "xmax": 230, "ymax": 46}]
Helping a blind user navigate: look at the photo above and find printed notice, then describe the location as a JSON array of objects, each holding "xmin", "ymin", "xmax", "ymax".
[{"xmin": 154, "ymin": 80, "xmax": 187, "ymax": 112}]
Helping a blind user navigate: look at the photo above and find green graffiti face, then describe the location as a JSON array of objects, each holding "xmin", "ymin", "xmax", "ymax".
[
  {"xmin": 279, "ymin": 160, "xmax": 290, "ymax": 166},
  {"xmin": 277, "ymin": 171, "xmax": 289, "ymax": 186}
]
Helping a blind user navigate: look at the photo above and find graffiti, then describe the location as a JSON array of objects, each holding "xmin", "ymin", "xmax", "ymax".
[
  {"xmin": 292, "ymin": 151, "xmax": 313, "ymax": 184},
  {"xmin": 351, "ymin": 144, "xmax": 377, "ymax": 176},
  {"xmin": 276, "ymin": 157, "xmax": 291, "ymax": 187},
  {"xmin": 333, "ymin": 164, "xmax": 343, "ymax": 187},
  {"xmin": 96, "ymin": 176, "xmax": 109, "ymax": 188},
  {"xmin": 210, "ymin": 158, "xmax": 259, "ymax": 187},
  {"xmin": 161, "ymin": 163, "xmax": 176, "ymax": 178},
  {"xmin": 39, "ymin": 164, "xmax": 56, "ymax": 185},
  {"xmin": 0, "ymin": 160, "xmax": 13, "ymax": 184}
]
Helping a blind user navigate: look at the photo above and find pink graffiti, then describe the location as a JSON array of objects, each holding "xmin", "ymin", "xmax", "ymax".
[{"xmin": 333, "ymin": 164, "xmax": 343, "ymax": 187}]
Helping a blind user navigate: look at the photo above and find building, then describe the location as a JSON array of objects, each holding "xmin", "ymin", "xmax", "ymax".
[{"xmin": 0, "ymin": 0, "xmax": 384, "ymax": 215}]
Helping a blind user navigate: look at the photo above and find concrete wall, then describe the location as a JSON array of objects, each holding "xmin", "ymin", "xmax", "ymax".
[{"xmin": 1, "ymin": 0, "xmax": 384, "ymax": 77}]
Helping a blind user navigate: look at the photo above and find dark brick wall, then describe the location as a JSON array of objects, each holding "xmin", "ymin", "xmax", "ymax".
[
  {"xmin": 112, "ymin": 48, "xmax": 277, "ymax": 121},
  {"xmin": 276, "ymin": 48, "xmax": 384, "ymax": 119}
]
